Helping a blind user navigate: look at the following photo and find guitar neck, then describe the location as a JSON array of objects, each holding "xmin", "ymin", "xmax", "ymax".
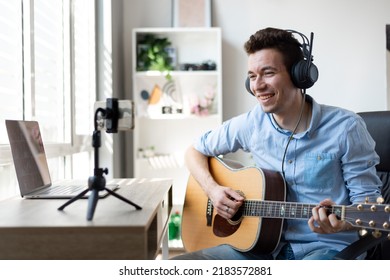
[{"xmin": 243, "ymin": 200, "xmax": 344, "ymax": 220}]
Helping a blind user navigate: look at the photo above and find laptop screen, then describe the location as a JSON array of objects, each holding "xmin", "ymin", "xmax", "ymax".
[{"xmin": 5, "ymin": 120, "xmax": 52, "ymax": 195}]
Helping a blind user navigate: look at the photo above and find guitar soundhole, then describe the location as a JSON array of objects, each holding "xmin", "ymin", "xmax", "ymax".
[
  {"xmin": 230, "ymin": 205, "xmax": 244, "ymax": 224},
  {"xmin": 213, "ymin": 205, "xmax": 244, "ymax": 237}
]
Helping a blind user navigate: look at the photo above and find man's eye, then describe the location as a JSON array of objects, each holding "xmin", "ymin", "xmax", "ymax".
[
  {"xmin": 264, "ymin": 71, "xmax": 275, "ymax": 76},
  {"xmin": 248, "ymin": 75, "xmax": 256, "ymax": 80}
]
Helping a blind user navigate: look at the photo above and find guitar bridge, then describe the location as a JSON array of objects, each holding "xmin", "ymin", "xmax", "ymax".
[{"xmin": 206, "ymin": 198, "xmax": 213, "ymax": 227}]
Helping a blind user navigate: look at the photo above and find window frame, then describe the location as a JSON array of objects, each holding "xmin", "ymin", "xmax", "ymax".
[{"xmin": 0, "ymin": 0, "xmax": 96, "ymax": 198}]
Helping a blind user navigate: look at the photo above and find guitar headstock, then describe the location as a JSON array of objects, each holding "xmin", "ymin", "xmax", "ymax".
[{"xmin": 345, "ymin": 200, "xmax": 390, "ymax": 239}]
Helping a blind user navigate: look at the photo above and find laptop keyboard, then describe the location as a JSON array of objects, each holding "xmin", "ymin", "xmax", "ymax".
[
  {"xmin": 39, "ymin": 184, "xmax": 87, "ymax": 195},
  {"xmin": 31, "ymin": 182, "xmax": 118, "ymax": 197}
]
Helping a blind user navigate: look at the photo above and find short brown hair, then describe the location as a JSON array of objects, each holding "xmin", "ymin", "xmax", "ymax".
[{"xmin": 244, "ymin": 27, "xmax": 303, "ymax": 74}]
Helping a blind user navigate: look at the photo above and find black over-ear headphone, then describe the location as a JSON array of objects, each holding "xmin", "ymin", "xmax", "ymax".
[{"xmin": 245, "ymin": 29, "xmax": 319, "ymax": 96}]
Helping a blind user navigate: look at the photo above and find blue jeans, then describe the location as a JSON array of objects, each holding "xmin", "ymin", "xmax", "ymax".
[{"xmin": 171, "ymin": 243, "xmax": 339, "ymax": 260}]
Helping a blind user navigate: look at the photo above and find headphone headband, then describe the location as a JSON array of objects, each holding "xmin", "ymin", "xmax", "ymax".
[{"xmin": 286, "ymin": 30, "xmax": 318, "ymax": 88}]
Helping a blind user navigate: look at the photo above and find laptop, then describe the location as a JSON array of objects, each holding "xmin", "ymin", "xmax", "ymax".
[{"xmin": 5, "ymin": 120, "xmax": 119, "ymax": 199}]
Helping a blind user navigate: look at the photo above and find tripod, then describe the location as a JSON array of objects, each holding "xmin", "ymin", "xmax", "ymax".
[{"xmin": 58, "ymin": 104, "xmax": 142, "ymax": 220}]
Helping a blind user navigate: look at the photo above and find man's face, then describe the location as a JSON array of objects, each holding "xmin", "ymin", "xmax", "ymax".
[{"xmin": 247, "ymin": 48, "xmax": 297, "ymax": 115}]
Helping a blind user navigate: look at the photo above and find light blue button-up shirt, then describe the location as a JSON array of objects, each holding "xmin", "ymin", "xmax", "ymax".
[{"xmin": 194, "ymin": 95, "xmax": 382, "ymax": 259}]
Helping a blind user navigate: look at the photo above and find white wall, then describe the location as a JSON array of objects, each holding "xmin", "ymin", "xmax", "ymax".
[
  {"xmin": 212, "ymin": 0, "xmax": 390, "ymax": 119},
  {"xmin": 116, "ymin": 0, "xmax": 390, "ymax": 173}
]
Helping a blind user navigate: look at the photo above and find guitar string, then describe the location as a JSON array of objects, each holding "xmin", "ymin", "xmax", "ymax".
[
  {"xmin": 242, "ymin": 202, "xmax": 389, "ymax": 231},
  {"xmin": 244, "ymin": 200, "xmax": 389, "ymax": 215},
  {"xmin": 242, "ymin": 200, "xmax": 389, "ymax": 225}
]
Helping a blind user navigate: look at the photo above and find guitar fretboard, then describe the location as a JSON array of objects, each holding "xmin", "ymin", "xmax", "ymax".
[{"xmin": 243, "ymin": 200, "xmax": 344, "ymax": 220}]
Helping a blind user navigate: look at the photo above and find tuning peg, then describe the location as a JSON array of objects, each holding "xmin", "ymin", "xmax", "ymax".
[
  {"xmin": 387, "ymin": 233, "xmax": 390, "ymax": 240},
  {"xmin": 376, "ymin": 197, "xmax": 384, "ymax": 204},
  {"xmin": 358, "ymin": 229, "xmax": 368, "ymax": 237},
  {"xmin": 372, "ymin": 230, "xmax": 382, "ymax": 238}
]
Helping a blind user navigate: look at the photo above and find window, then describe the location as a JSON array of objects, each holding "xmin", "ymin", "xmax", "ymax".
[
  {"xmin": 33, "ymin": 0, "xmax": 69, "ymax": 142},
  {"xmin": 0, "ymin": 1, "xmax": 23, "ymax": 144},
  {"xmin": 73, "ymin": 0, "xmax": 96, "ymax": 136},
  {"xmin": 0, "ymin": 0, "xmax": 96, "ymax": 199}
]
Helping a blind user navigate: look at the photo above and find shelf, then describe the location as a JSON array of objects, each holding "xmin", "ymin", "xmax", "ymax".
[{"xmin": 132, "ymin": 27, "xmax": 222, "ymax": 205}]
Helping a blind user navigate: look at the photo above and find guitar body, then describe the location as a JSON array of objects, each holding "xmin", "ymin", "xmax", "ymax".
[{"xmin": 182, "ymin": 157, "xmax": 286, "ymax": 254}]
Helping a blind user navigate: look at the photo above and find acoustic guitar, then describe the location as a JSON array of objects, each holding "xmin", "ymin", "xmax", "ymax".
[{"xmin": 181, "ymin": 157, "xmax": 390, "ymax": 253}]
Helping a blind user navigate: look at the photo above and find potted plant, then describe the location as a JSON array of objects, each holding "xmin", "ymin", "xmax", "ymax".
[{"xmin": 136, "ymin": 34, "xmax": 175, "ymax": 80}]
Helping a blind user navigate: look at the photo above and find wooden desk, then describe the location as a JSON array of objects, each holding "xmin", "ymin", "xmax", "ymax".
[{"xmin": 0, "ymin": 178, "xmax": 172, "ymax": 260}]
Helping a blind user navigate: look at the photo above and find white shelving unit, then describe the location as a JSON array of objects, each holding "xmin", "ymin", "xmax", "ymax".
[{"xmin": 132, "ymin": 27, "xmax": 222, "ymax": 206}]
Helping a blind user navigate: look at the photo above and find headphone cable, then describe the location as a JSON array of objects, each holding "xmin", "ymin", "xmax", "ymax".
[{"xmin": 281, "ymin": 89, "xmax": 306, "ymax": 180}]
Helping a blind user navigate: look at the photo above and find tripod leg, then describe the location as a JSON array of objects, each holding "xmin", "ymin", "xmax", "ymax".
[
  {"xmin": 58, "ymin": 188, "xmax": 90, "ymax": 211},
  {"xmin": 105, "ymin": 188, "xmax": 142, "ymax": 210},
  {"xmin": 87, "ymin": 189, "xmax": 100, "ymax": 221}
]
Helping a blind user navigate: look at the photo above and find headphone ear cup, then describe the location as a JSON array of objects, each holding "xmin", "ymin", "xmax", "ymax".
[
  {"xmin": 245, "ymin": 77, "xmax": 254, "ymax": 96},
  {"xmin": 291, "ymin": 60, "xmax": 319, "ymax": 89}
]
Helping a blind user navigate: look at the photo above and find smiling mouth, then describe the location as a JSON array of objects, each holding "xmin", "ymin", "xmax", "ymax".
[{"xmin": 259, "ymin": 93, "xmax": 275, "ymax": 101}]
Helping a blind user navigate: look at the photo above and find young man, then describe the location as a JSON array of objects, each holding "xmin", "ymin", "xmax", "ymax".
[{"xmin": 173, "ymin": 27, "xmax": 382, "ymax": 260}]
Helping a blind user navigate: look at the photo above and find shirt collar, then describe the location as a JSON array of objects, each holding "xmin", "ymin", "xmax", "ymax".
[{"xmin": 267, "ymin": 94, "xmax": 318, "ymax": 139}]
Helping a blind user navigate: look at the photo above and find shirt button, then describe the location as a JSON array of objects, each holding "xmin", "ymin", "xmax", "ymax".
[
  {"xmin": 288, "ymin": 160, "xmax": 293, "ymax": 164},
  {"xmin": 317, "ymin": 156, "xmax": 322, "ymax": 160}
]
